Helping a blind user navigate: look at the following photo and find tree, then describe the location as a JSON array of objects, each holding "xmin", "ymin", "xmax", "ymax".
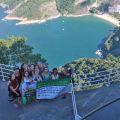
[
  {"xmin": 8, "ymin": 37, "xmax": 33, "ymax": 64},
  {"xmin": 56, "ymin": 0, "xmax": 75, "ymax": 14},
  {"xmin": 0, "ymin": 36, "xmax": 46, "ymax": 65},
  {"xmin": 22, "ymin": 53, "xmax": 46, "ymax": 65},
  {"xmin": 0, "ymin": 41, "xmax": 9, "ymax": 64}
]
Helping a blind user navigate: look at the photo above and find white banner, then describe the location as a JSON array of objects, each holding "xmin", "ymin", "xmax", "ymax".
[{"xmin": 36, "ymin": 84, "xmax": 71, "ymax": 99}]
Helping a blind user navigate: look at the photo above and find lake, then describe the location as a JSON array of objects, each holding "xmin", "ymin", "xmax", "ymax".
[{"xmin": 0, "ymin": 7, "xmax": 114, "ymax": 69}]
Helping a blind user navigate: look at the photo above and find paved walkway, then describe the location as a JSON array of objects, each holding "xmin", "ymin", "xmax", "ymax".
[{"xmin": 1, "ymin": 81, "xmax": 120, "ymax": 120}]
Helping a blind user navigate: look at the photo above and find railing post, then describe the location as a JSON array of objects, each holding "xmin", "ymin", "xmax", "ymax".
[
  {"xmin": 71, "ymin": 74, "xmax": 81, "ymax": 120},
  {"xmin": 108, "ymin": 69, "xmax": 112, "ymax": 86}
]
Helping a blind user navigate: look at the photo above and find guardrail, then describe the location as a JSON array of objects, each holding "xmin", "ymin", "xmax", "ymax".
[
  {"xmin": 0, "ymin": 64, "xmax": 15, "ymax": 81},
  {"xmin": 72, "ymin": 67, "xmax": 120, "ymax": 89},
  {"xmin": 1, "ymin": 63, "xmax": 120, "ymax": 87}
]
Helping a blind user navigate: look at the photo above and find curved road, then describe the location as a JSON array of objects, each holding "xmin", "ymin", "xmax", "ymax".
[{"xmin": 1, "ymin": 81, "xmax": 120, "ymax": 120}]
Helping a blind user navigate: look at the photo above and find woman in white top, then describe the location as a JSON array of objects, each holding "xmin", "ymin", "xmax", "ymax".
[
  {"xmin": 21, "ymin": 71, "xmax": 31, "ymax": 96},
  {"xmin": 51, "ymin": 68, "xmax": 59, "ymax": 80}
]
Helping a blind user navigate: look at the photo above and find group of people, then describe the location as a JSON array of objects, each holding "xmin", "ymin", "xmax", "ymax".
[{"xmin": 8, "ymin": 61, "xmax": 71, "ymax": 105}]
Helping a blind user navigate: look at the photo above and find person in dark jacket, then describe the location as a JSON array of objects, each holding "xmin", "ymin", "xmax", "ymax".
[{"xmin": 8, "ymin": 73, "xmax": 21, "ymax": 106}]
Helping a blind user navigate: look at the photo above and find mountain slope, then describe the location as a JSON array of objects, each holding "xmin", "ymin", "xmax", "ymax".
[
  {"xmin": 104, "ymin": 27, "xmax": 120, "ymax": 56},
  {"xmin": 11, "ymin": 0, "xmax": 59, "ymax": 20},
  {"xmin": 0, "ymin": 0, "xmax": 94, "ymax": 20},
  {"xmin": 1, "ymin": 0, "xmax": 120, "ymax": 22}
]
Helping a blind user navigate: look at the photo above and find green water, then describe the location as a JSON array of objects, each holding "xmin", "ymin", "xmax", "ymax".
[{"xmin": 0, "ymin": 8, "xmax": 114, "ymax": 68}]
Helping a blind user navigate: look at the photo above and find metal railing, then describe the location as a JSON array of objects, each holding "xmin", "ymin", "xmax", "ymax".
[
  {"xmin": 1, "ymin": 63, "xmax": 120, "ymax": 86},
  {"xmin": 0, "ymin": 64, "xmax": 15, "ymax": 81},
  {"xmin": 72, "ymin": 67, "xmax": 120, "ymax": 89},
  {"xmin": 72, "ymin": 67, "xmax": 120, "ymax": 120}
]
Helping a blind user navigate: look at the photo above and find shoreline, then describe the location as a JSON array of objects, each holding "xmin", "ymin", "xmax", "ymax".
[
  {"xmin": 94, "ymin": 14, "xmax": 120, "ymax": 27},
  {"xmin": 0, "ymin": 2, "xmax": 119, "ymax": 26},
  {"xmin": 3, "ymin": 13, "xmax": 119, "ymax": 26},
  {"xmin": 16, "ymin": 14, "xmax": 61, "ymax": 25},
  {"xmin": 4, "ymin": 14, "xmax": 90, "ymax": 25},
  {"xmin": 1, "ymin": 7, "xmax": 119, "ymax": 27},
  {"xmin": 2, "ymin": 14, "xmax": 61, "ymax": 25},
  {"xmin": 4, "ymin": 15, "xmax": 61, "ymax": 25}
]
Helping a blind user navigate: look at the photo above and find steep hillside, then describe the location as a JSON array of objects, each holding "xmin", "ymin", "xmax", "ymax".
[
  {"xmin": 0, "ymin": 0, "xmax": 95, "ymax": 20},
  {"xmin": 11, "ymin": 0, "xmax": 59, "ymax": 20},
  {"xmin": 0, "ymin": 0, "xmax": 22, "ymax": 9},
  {"xmin": 1, "ymin": 0, "xmax": 120, "ymax": 22},
  {"xmin": 104, "ymin": 27, "xmax": 120, "ymax": 56},
  {"xmin": 0, "ymin": 0, "xmax": 60, "ymax": 20}
]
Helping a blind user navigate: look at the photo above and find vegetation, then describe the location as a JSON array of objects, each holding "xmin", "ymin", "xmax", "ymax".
[
  {"xmin": 12, "ymin": 0, "xmax": 58, "ymax": 20},
  {"xmin": 81, "ymin": 0, "xmax": 96, "ymax": 6},
  {"xmin": 89, "ymin": 7, "xmax": 98, "ymax": 14},
  {"xmin": 0, "ymin": 0, "xmax": 120, "ymax": 20},
  {"xmin": 0, "ymin": 41, "xmax": 9, "ymax": 64},
  {"xmin": 98, "ymin": 2, "xmax": 109, "ymax": 12},
  {"xmin": 59, "ymin": 27, "xmax": 120, "ymax": 92},
  {"xmin": 56, "ymin": 0, "xmax": 75, "ymax": 14},
  {"xmin": 59, "ymin": 54, "xmax": 120, "ymax": 91},
  {"xmin": 0, "ymin": 0, "xmax": 106, "ymax": 20},
  {"xmin": 0, "ymin": 36, "xmax": 46, "ymax": 65},
  {"xmin": 103, "ymin": 27, "xmax": 120, "ymax": 56},
  {"xmin": 61, "ymin": 55, "xmax": 120, "ymax": 75},
  {"xmin": 113, "ymin": 13, "xmax": 120, "ymax": 20},
  {"xmin": 0, "ymin": 0, "xmax": 22, "ymax": 9}
]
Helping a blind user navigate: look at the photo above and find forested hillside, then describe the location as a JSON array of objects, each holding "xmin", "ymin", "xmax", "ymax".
[
  {"xmin": 0, "ymin": 0, "xmax": 96, "ymax": 20},
  {"xmin": 58, "ymin": 26, "xmax": 120, "ymax": 76},
  {"xmin": 103, "ymin": 27, "xmax": 120, "ymax": 56},
  {"xmin": 0, "ymin": 0, "xmax": 120, "ymax": 20},
  {"xmin": 0, "ymin": 0, "xmax": 22, "ymax": 9}
]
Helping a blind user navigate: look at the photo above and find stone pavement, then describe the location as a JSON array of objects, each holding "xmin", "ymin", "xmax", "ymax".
[{"xmin": 1, "ymin": 81, "xmax": 120, "ymax": 120}]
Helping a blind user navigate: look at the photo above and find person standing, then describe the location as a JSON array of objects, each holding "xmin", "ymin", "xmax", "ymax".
[
  {"xmin": 37, "ymin": 61, "xmax": 43, "ymax": 78},
  {"xmin": 34, "ymin": 67, "xmax": 42, "ymax": 81},
  {"xmin": 14, "ymin": 68, "xmax": 22, "ymax": 86},
  {"xmin": 51, "ymin": 68, "xmax": 59, "ymax": 80},
  {"xmin": 42, "ymin": 67, "xmax": 51, "ymax": 81}
]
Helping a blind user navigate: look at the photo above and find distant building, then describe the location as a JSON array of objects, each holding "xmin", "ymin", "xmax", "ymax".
[
  {"xmin": 108, "ymin": 6, "xmax": 115, "ymax": 13},
  {"xmin": 109, "ymin": 5, "xmax": 120, "ymax": 14},
  {"xmin": 116, "ymin": 5, "xmax": 120, "ymax": 13}
]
